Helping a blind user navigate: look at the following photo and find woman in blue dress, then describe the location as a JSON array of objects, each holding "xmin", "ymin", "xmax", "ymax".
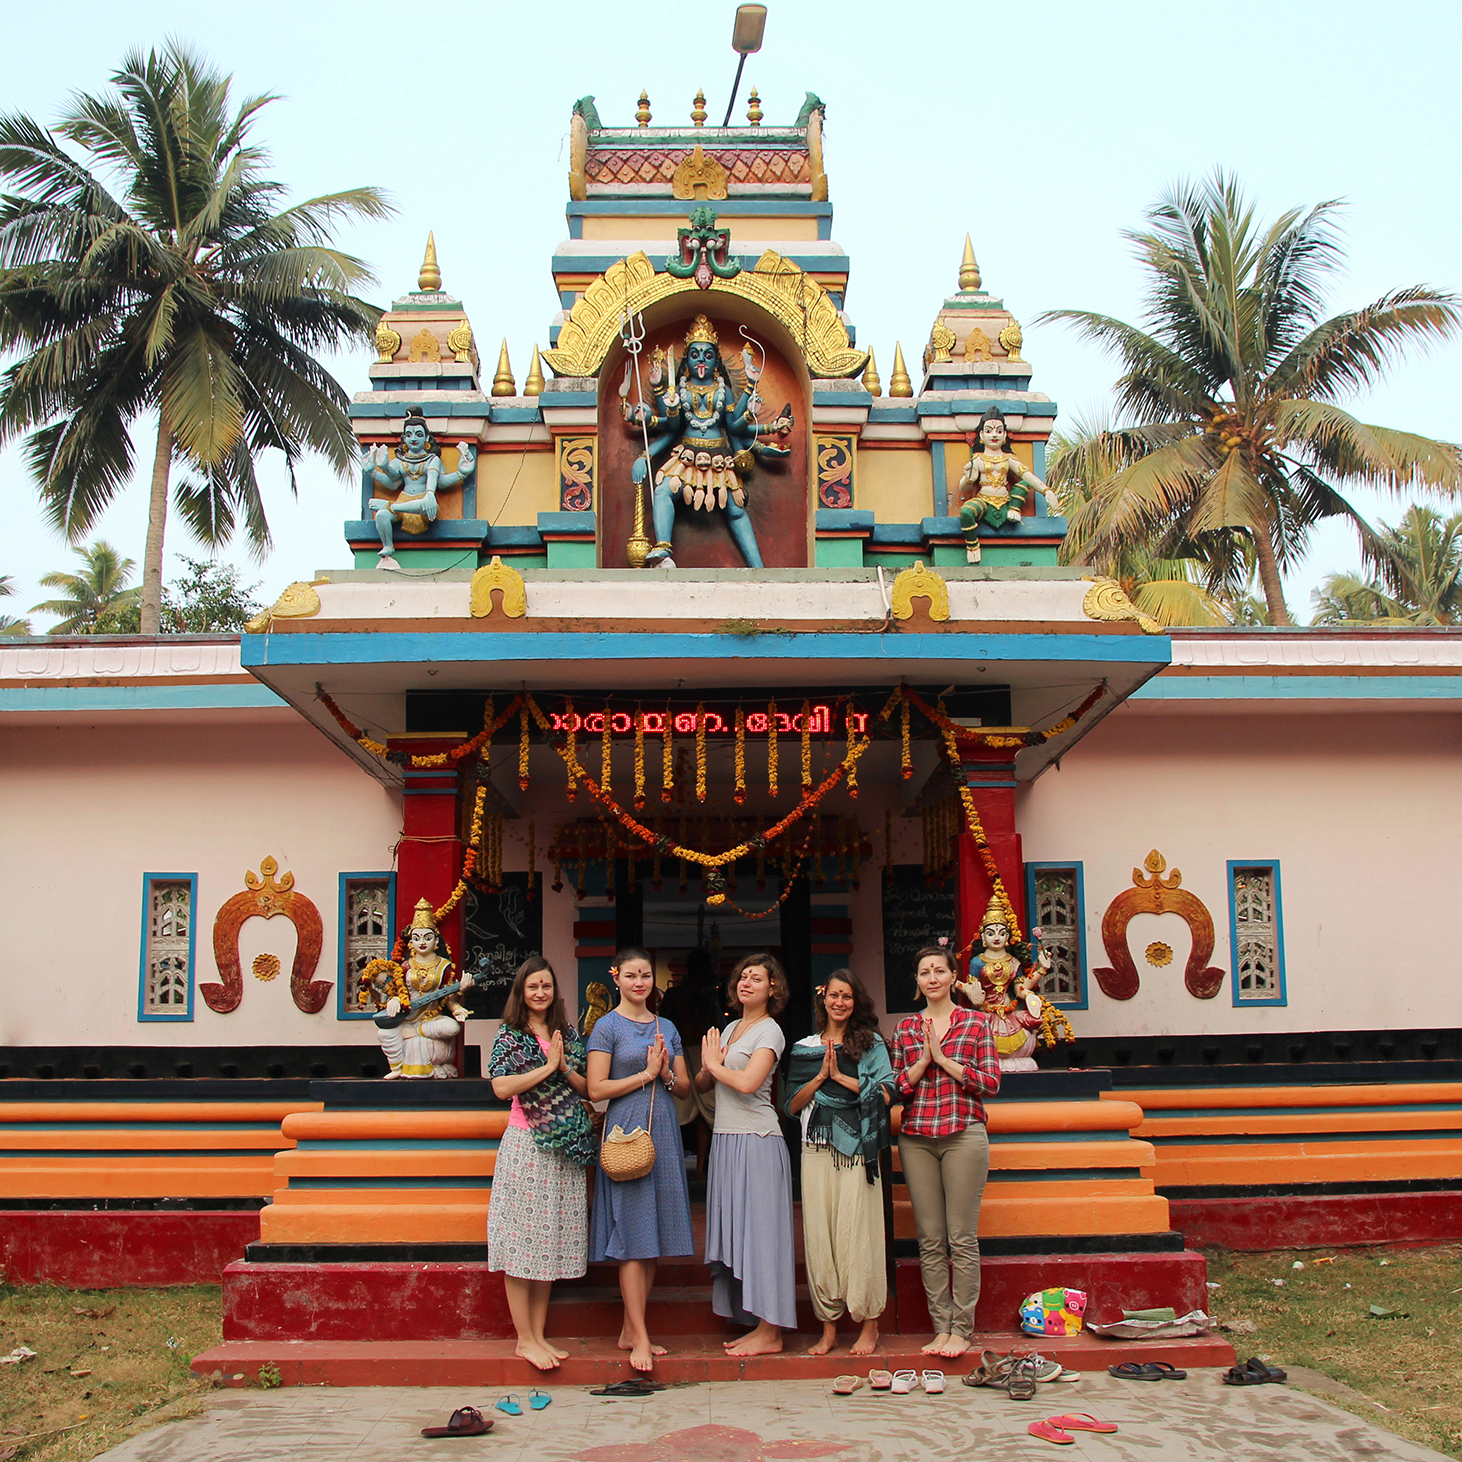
[{"xmin": 586, "ymin": 947, "xmax": 693, "ymax": 1373}]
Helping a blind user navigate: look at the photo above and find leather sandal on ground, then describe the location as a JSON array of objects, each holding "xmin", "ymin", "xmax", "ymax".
[
  {"xmin": 1223, "ymin": 1357, "xmax": 1287, "ymax": 1386},
  {"xmin": 589, "ymin": 1378, "xmax": 658, "ymax": 1397},
  {"xmin": 1006, "ymin": 1356, "xmax": 1042, "ymax": 1401},
  {"xmin": 421, "ymin": 1407, "xmax": 492, "ymax": 1437}
]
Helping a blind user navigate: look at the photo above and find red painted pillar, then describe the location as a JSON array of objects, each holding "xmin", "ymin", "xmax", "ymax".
[
  {"xmin": 392, "ymin": 748, "xmax": 466, "ymax": 967},
  {"xmin": 955, "ymin": 749, "xmax": 1026, "ymax": 967}
]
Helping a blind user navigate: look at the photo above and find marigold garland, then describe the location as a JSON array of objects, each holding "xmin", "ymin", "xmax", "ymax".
[
  {"xmin": 767, "ymin": 698, "xmax": 779, "ymax": 797},
  {"xmin": 518, "ymin": 705, "xmax": 531, "ymax": 791},
  {"xmin": 845, "ymin": 704, "xmax": 858, "ymax": 799},
  {"xmin": 800, "ymin": 699, "xmax": 813, "ymax": 790},
  {"xmin": 634, "ymin": 708, "xmax": 647, "ymax": 810},
  {"xmin": 695, "ymin": 702, "xmax": 708, "ymax": 802},
  {"xmin": 661, "ymin": 706, "xmax": 674, "ymax": 804},
  {"xmin": 900, "ymin": 698, "xmax": 913, "ymax": 779},
  {"xmin": 316, "ymin": 686, "xmax": 523, "ymax": 768},
  {"xmin": 601, "ymin": 702, "xmax": 613, "ymax": 798},
  {"xmin": 565, "ymin": 699, "xmax": 578, "ymax": 801},
  {"xmin": 941, "ymin": 725, "xmax": 1021, "ymax": 947},
  {"xmin": 733, "ymin": 706, "xmax": 746, "ymax": 805}
]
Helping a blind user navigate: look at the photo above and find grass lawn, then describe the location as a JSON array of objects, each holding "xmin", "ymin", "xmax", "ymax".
[
  {"xmin": 1206, "ymin": 1244, "xmax": 1462, "ymax": 1460},
  {"xmin": 0, "ymin": 1283, "xmax": 221, "ymax": 1462}
]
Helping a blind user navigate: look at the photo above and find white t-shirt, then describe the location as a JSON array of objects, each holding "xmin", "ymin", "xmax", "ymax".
[{"xmin": 712, "ymin": 1016, "xmax": 786, "ymax": 1137}]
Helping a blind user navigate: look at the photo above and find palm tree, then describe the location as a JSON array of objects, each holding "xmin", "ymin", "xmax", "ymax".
[
  {"xmin": 1051, "ymin": 424, "xmax": 1232, "ymax": 627},
  {"xmin": 1040, "ymin": 173, "xmax": 1462, "ymax": 625},
  {"xmin": 1311, "ymin": 504, "xmax": 1462, "ymax": 625},
  {"xmin": 0, "ymin": 44, "xmax": 390, "ymax": 632},
  {"xmin": 31, "ymin": 540, "xmax": 140, "ymax": 633},
  {"xmin": 0, "ymin": 573, "xmax": 30, "ymax": 636}
]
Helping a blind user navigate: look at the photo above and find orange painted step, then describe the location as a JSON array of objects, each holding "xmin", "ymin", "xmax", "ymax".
[
  {"xmin": 283, "ymin": 1111, "xmax": 509, "ymax": 1142},
  {"xmin": 191, "ymin": 1333, "xmax": 1236, "ymax": 1388},
  {"xmin": 1111, "ymin": 1083, "xmax": 1462, "ymax": 1111},
  {"xmin": 259, "ymin": 1201, "xmax": 488, "ymax": 1245},
  {"xmin": 276, "ymin": 1149, "xmax": 496, "ymax": 1179},
  {"xmin": 0, "ymin": 1156, "xmax": 277, "ymax": 1199},
  {"xmin": 0, "ymin": 1102, "xmax": 320, "ymax": 1124}
]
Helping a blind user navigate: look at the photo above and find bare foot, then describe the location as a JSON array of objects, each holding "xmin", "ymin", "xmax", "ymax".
[
  {"xmin": 937, "ymin": 1335, "xmax": 971, "ymax": 1359},
  {"xmin": 726, "ymin": 1322, "xmax": 783, "ymax": 1358},
  {"xmin": 806, "ymin": 1323, "xmax": 839, "ymax": 1357},
  {"xmin": 850, "ymin": 1321, "xmax": 880, "ymax": 1357},
  {"xmin": 549, "ymin": 1344, "xmax": 569, "ymax": 1360},
  {"xmin": 630, "ymin": 1342, "xmax": 655, "ymax": 1373},
  {"xmin": 617, "ymin": 1329, "xmax": 665, "ymax": 1357},
  {"xmin": 515, "ymin": 1341, "xmax": 560, "ymax": 1371},
  {"xmin": 922, "ymin": 1333, "xmax": 952, "ymax": 1355}
]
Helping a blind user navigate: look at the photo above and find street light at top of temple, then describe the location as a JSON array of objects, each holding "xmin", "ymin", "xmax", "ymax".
[{"xmin": 722, "ymin": 5, "xmax": 767, "ymax": 127}]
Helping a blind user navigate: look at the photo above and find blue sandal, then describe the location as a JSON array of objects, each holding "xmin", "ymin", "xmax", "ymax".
[
  {"xmin": 495, "ymin": 1394, "xmax": 522, "ymax": 1416},
  {"xmin": 529, "ymin": 1389, "xmax": 552, "ymax": 1411}
]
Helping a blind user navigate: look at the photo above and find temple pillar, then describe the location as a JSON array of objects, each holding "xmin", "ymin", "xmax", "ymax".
[
  {"xmin": 392, "ymin": 750, "xmax": 466, "ymax": 975},
  {"xmin": 955, "ymin": 749, "xmax": 1026, "ymax": 962}
]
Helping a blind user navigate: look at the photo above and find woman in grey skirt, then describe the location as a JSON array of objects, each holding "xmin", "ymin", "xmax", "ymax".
[{"xmin": 698, "ymin": 952, "xmax": 796, "ymax": 1356}]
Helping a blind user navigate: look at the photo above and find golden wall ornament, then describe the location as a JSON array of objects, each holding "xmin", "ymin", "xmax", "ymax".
[
  {"xmin": 964, "ymin": 328, "xmax": 992, "ymax": 362},
  {"xmin": 408, "ymin": 327, "xmax": 441, "ymax": 364},
  {"xmin": 1082, "ymin": 576, "xmax": 1163, "ymax": 635},
  {"xmin": 891, "ymin": 560, "xmax": 950, "ymax": 621},
  {"xmin": 204, "ymin": 856, "xmax": 329, "ymax": 1015},
  {"xmin": 928, "ymin": 322, "xmax": 956, "ymax": 365},
  {"xmin": 244, "ymin": 580, "xmax": 325, "ymax": 634},
  {"xmin": 556, "ymin": 436, "xmax": 596, "ymax": 511},
  {"xmin": 469, "ymin": 555, "xmax": 527, "ymax": 619},
  {"xmin": 374, "ymin": 320, "xmax": 402, "ymax": 364},
  {"xmin": 998, "ymin": 318, "xmax": 1024, "ymax": 361},
  {"xmin": 1092, "ymin": 849, "xmax": 1225, "ymax": 1002},
  {"xmin": 671, "ymin": 144, "xmax": 729, "ymax": 201},
  {"xmin": 815, "ymin": 434, "xmax": 855, "ymax": 509},
  {"xmin": 540, "ymin": 249, "xmax": 867, "ymax": 379},
  {"xmin": 446, "ymin": 318, "xmax": 476, "ymax": 365}
]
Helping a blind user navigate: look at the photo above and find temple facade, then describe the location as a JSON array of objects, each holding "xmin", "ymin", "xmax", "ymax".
[{"xmin": 1, "ymin": 90, "xmax": 1459, "ymax": 1380}]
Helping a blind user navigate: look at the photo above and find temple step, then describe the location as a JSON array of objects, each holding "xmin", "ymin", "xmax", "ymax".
[{"xmin": 191, "ymin": 1332, "xmax": 1236, "ymax": 1388}]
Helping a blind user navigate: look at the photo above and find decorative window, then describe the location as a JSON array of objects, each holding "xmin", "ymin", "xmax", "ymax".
[
  {"xmin": 1228, "ymin": 861, "xmax": 1286, "ymax": 1006},
  {"xmin": 1025, "ymin": 863, "xmax": 1086, "ymax": 1008},
  {"xmin": 138, "ymin": 874, "xmax": 196, "ymax": 1021},
  {"xmin": 338, "ymin": 874, "xmax": 395, "ymax": 1018}
]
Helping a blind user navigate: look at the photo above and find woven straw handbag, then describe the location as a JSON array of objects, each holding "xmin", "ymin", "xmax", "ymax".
[{"xmin": 600, "ymin": 1021, "xmax": 661, "ymax": 1183}]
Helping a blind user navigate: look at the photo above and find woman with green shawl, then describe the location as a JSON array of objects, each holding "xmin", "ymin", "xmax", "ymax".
[{"xmin": 784, "ymin": 968, "xmax": 895, "ymax": 1356}]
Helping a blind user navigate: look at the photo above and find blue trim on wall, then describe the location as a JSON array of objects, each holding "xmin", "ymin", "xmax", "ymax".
[
  {"xmin": 241, "ymin": 630, "xmax": 1172, "ymax": 670},
  {"xmin": 337, "ymin": 872, "xmax": 397, "ymax": 1021},
  {"xmin": 566, "ymin": 199, "xmax": 835, "ymax": 218},
  {"xmin": 1133, "ymin": 675, "xmax": 1462, "ymax": 701},
  {"xmin": 137, "ymin": 872, "xmax": 197, "ymax": 1023},
  {"xmin": 3, "ymin": 685, "xmax": 285, "ymax": 713},
  {"xmin": 1227, "ymin": 860, "xmax": 1287, "ymax": 1008},
  {"xmin": 1024, "ymin": 862, "xmax": 1088, "ymax": 1010},
  {"xmin": 931, "ymin": 442, "xmax": 949, "ymax": 517}
]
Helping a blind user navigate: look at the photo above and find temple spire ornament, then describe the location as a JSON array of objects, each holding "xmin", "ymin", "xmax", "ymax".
[
  {"xmin": 862, "ymin": 348, "xmax": 881, "ymax": 397},
  {"xmin": 889, "ymin": 343, "xmax": 913, "ymax": 398},
  {"xmin": 636, "ymin": 90, "xmax": 652, "ymax": 127},
  {"xmin": 418, "ymin": 232, "xmax": 442, "ymax": 293},
  {"xmin": 691, "ymin": 89, "xmax": 707, "ymax": 126},
  {"xmin": 959, "ymin": 234, "xmax": 981, "ymax": 292},
  {"xmin": 747, "ymin": 87, "xmax": 763, "ymax": 126},
  {"xmin": 491, "ymin": 340, "xmax": 516, "ymax": 397},
  {"xmin": 524, "ymin": 346, "xmax": 545, "ymax": 396}
]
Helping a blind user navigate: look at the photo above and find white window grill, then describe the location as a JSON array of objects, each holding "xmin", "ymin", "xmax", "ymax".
[
  {"xmin": 343, "ymin": 880, "xmax": 392, "ymax": 1011},
  {"xmin": 1232, "ymin": 866, "xmax": 1280, "ymax": 1001},
  {"xmin": 144, "ymin": 880, "xmax": 192, "ymax": 1014},
  {"xmin": 1032, "ymin": 867, "xmax": 1082, "ymax": 1003}
]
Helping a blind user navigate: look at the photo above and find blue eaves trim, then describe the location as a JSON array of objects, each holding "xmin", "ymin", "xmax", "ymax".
[
  {"xmin": 490, "ymin": 405, "xmax": 542, "ymax": 424},
  {"xmin": 2, "ymin": 684, "xmax": 285, "ymax": 713},
  {"xmin": 488, "ymin": 524, "xmax": 546, "ymax": 550},
  {"xmin": 537, "ymin": 511, "xmax": 597, "ymax": 537},
  {"xmin": 537, "ymin": 391, "xmax": 598, "ymax": 408},
  {"xmin": 567, "ymin": 200, "xmax": 836, "ymax": 217},
  {"xmin": 349, "ymin": 401, "xmax": 489, "ymax": 419},
  {"xmin": 1134, "ymin": 675, "xmax": 1462, "ymax": 700},
  {"xmin": 815, "ymin": 509, "xmax": 875, "ymax": 532},
  {"xmin": 241, "ymin": 630, "xmax": 1171, "ymax": 669},
  {"xmin": 137, "ymin": 872, "xmax": 197, "ymax": 1023},
  {"xmin": 343, "ymin": 518, "xmax": 491, "ymax": 545},
  {"xmin": 866, "ymin": 404, "xmax": 919, "ymax": 424},
  {"xmin": 915, "ymin": 398, "xmax": 1059, "ymax": 418}
]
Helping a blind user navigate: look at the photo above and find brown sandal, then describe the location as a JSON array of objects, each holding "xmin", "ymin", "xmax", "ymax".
[{"xmin": 421, "ymin": 1406, "xmax": 492, "ymax": 1437}]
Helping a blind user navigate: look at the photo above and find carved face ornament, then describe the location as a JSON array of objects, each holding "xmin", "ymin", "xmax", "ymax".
[
  {"xmin": 409, "ymin": 926, "xmax": 439, "ymax": 958},
  {"xmin": 401, "ymin": 422, "xmax": 430, "ymax": 458},
  {"xmin": 687, "ymin": 341, "xmax": 718, "ymax": 381},
  {"xmin": 980, "ymin": 417, "xmax": 1008, "ymax": 452}
]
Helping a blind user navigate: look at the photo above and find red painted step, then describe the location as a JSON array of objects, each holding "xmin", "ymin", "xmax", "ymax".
[{"xmin": 191, "ymin": 1332, "xmax": 1236, "ymax": 1389}]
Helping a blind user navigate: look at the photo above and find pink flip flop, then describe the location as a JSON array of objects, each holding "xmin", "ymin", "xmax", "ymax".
[
  {"xmin": 1051, "ymin": 1413, "xmax": 1118, "ymax": 1433},
  {"xmin": 868, "ymin": 1369, "xmax": 893, "ymax": 1391},
  {"xmin": 1028, "ymin": 1418, "xmax": 1074, "ymax": 1445}
]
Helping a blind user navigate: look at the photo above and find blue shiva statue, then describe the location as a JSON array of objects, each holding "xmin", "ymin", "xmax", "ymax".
[
  {"xmin": 363, "ymin": 408, "xmax": 477, "ymax": 570},
  {"xmin": 622, "ymin": 315, "xmax": 793, "ymax": 568}
]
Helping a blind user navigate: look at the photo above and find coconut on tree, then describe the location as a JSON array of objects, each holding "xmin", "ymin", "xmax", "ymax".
[
  {"xmin": 1040, "ymin": 172, "xmax": 1462, "ymax": 625},
  {"xmin": 0, "ymin": 43, "xmax": 391, "ymax": 633}
]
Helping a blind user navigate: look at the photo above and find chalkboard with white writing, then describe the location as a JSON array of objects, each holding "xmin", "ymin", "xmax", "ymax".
[
  {"xmin": 881, "ymin": 864, "xmax": 958, "ymax": 1014},
  {"xmin": 461, "ymin": 874, "xmax": 542, "ymax": 1020}
]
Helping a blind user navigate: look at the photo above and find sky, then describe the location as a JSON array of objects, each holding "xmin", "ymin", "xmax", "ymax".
[{"xmin": 3, "ymin": 0, "xmax": 1460, "ymax": 628}]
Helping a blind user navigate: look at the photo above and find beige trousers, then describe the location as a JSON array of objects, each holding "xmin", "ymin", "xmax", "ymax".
[
  {"xmin": 800, "ymin": 1147, "xmax": 887, "ymax": 1324},
  {"xmin": 897, "ymin": 1123, "xmax": 990, "ymax": 1338}
]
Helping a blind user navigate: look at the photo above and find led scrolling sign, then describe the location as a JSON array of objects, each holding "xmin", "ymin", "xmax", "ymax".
[{"xmin": 549, "ymin": 705, "xmax": 869, "ymax": 736}]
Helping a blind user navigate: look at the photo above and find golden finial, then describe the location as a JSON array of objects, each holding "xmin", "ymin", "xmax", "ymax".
[
  {"xmin": 524, "ymin": 346, "xmax": 545, "ymax": 396},
  {"xmin": 747, "ymin": 87, "xmax": 763, "ymax": 126},
  {"xmin": 491, "ymin": 339, "xmax": 516, "ymax": 397},
  {"xmin": 691, "ymin": 89, "xmax": 707, "ymax": 126},
  {"xmin": 636, "ymin": 90, "xmax": 652, "ymax": 127},
  {"xmin": 959, "ymin": 234, "xmax": 981, "ymax": 292},
  {"xmin": 418, "ymin": 231, "xmax": 442, "ymax": 293},
  {"xmin": 861, "ymin": 348, "xmax": 881, "ymax": 396},
  {"xmin": 889, "ymin": 342, "xmax": 913, "ymax": 398}
]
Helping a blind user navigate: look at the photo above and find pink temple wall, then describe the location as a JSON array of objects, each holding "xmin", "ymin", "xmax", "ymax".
[{"xmin": 1017, "ymin": 705, "xmax": 1462, "ymax": 1038}]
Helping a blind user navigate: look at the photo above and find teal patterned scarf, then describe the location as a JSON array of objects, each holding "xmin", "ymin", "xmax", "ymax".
[
  {"xmin": 784, "ymin": 1037, "xmax": 895, "ymax": 1183},
  {"xmin": 487, "ymin": 1023, "xmax": 595, "ymax": 1167}
]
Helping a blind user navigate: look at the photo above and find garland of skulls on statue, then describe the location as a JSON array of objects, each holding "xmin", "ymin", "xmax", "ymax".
[{"xmin": 621, "ymin": 314, "xmax": 794, "ymax": 569}]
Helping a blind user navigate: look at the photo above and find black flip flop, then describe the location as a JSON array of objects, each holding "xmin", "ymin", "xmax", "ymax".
[
  {"xmin": 1108, "ymin": 1361, "xmax": 1187, "ymax": 1381},
  {"xmin": 1242, "ymin": 1357, "xmax": 1288, "ymax": 1383},
  {"xmin": 589, "ymin": 1377, "xmax": 661, "ymax": 1397},
  {"xmin": 421, "ymin": 1406, "xmax": 492, "ymax": 1437}
]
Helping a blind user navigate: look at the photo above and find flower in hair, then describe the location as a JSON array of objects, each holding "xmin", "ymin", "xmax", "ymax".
[
  {"xmin": 608, "ymin": 965, "xmax": 619, "ymax": 977},
  {"xmin": 937, "ymin": 936, "xmax": 949, "ymax": 947}
]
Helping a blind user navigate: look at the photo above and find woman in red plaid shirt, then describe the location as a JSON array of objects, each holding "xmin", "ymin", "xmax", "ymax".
[{"xmin": 890, "ymin": 943, "xmax": 1001, "ymax": 1359}]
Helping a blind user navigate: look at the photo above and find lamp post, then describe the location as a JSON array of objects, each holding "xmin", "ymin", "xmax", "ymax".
[{"xmin": 722, "ymin": 4, "xmax": 767, "ymax": 126}]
